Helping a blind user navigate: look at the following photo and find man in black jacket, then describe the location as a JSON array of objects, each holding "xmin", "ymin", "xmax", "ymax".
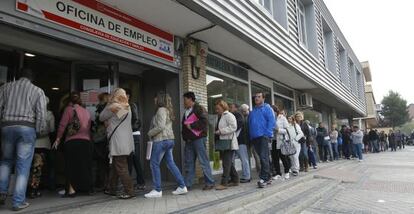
[
  {"xmin": 182, "ymin": 92, "xmax": 215, "ymax": 190},
  {"xmin": 125, "ymin": 89, "xmax": 145, "ymax": 190}
]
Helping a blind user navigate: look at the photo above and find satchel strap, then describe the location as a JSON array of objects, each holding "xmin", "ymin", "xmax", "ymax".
[{"xmin": 108, "ymin": 113, "xmax": 129, "ymax": 142}]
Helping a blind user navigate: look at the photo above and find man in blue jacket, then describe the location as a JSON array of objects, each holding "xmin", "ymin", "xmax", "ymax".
[{"xmin": 249, "ymin": 92, "xmax": 276, "ymax": 188}]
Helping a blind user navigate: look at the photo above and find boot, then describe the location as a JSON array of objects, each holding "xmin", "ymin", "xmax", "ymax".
[{"xmin": 304, "ymin": 160, "xmax": 309, "ymax": 172}]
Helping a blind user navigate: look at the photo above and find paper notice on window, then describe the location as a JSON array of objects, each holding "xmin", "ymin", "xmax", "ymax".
[{"xmin": 83, "ymin": 79, "xmax": 100, "ymax": 91}]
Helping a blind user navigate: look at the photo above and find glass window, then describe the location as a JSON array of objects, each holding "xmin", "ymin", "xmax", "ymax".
[
  {"xmin": 274, "ymin": 95, "xmax": 294, "ymax": 116},
  {"xmin": 0, "ymin": 49, "xmax": 19, "ymax": 85},
  {"xmin": 207, "ymin": 72, "xmax": 249, "ymax": 159},
  {"xmin": 273, "ymin": 82, "xmax": 294, "ymax": 98},
  {"xmin": 260, "ymin": 0, "xmax": 273, "ymax": 14},
  {"xmin": 297, "ymin": 1, "xmax": 307, "ymax": 47},
  {"xmin": 206, "ymin": 54, "xmax": 248, "ymax": 81}
]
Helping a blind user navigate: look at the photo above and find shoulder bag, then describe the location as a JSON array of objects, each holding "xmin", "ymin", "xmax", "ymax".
[{"xmin": 281, "ymin": 129, "xmax": 296, "ymax": 156}]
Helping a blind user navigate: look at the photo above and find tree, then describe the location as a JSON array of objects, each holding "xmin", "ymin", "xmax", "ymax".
[{"xmin": 381, "ymin": 91, "xmax": 410, "ymax": 128}]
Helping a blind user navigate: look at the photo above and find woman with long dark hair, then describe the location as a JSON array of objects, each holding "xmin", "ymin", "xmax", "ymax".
[
  {"xmin": 145, "ymin": 92, "xmax": 187, "ymax": 198},
  {"xmin": 53, "ymin": 92, "xmax": 93, "ymax": 197}
]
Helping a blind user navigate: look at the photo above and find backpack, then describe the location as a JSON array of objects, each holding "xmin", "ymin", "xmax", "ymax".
[{"xmin": 280, "ymin": 129, "xmax": 296, "ymax": 156}]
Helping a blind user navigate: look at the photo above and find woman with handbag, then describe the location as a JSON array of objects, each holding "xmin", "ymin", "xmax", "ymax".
[
  {"xmin": 53, "ymin": 92, "xmax": 93, "ymax": 197},
  {"xmin": 99, "ymin": 88, "xmax": 135, "ymax": 199},
  {"xmin": 214, "ymin": 100, "xmax": 239, "ymax": 190},
  {"xmin": 144, "ymin": 92, "xmax": 187, "ymax": 198},
  {"xmin": 272, "ymin": 108, "xmax": 291, "ymax": 180},
  {"xmin": 286, "ymin": 116, "xmax": 304, "ymax": 176}
]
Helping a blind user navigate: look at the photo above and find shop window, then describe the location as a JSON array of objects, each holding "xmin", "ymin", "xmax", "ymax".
[
  {"xmin": 273, "ymin": 82, "xmax": 294, "ymax": 98},
  {"xmin": 206, "ymin": 54, "xmax": 248, "ymax": 81},
  {"xmin": 0, "ymin": 48, "xmax": 19, "ymax": 85},
  {"xmin": 274, "ymin": 95, "xmax": 294, "ymax": 116},
  {"xmin": 207, "ymin": 72, "xmax": 249, "ymax": 159}
]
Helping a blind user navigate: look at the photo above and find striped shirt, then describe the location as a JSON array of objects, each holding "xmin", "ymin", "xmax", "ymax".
[{"xmin": 0, "ymin": 78, "xmax": 47, "ymax": 132}]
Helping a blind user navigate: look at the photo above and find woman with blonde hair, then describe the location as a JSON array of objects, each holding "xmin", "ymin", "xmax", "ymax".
[
  {"xmin": 145, "ymin": 92, "xmax": 187, "ymax": 198},
  {"xmin": 214, "ymin": 99, "xmax": 239, "ymax": 190},
  {"xmin": 99, "ymin": 88, "xmax": 135, "ymax": 199}
]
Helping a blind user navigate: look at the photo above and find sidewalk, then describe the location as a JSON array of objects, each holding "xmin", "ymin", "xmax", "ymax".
[{"xmin": 2, "ymin": 148, "xmax": 412, "ymax": 214}]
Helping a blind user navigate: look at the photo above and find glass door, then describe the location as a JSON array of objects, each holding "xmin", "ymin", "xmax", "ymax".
[{"xmin": 71, "ymin": 62, "xmax": 118, "ymax": 117}]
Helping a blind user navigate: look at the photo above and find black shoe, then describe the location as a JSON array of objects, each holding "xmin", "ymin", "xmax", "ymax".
[
  {"xmin": 292, "ymin": 171, "xmax": 299, "ymax": 176},
  {"xmin": 202, "ymin": 185, "xmax": 215, "ymax": 191},
  {"xmin": 12, "ymin": 202, "xmax": 30, "ymax": 211},
  {"xmin": 240, "ymin": 179, "xmax": 251, "ymax": 183},
  {"xmin": 0, "ymin": 193, "xmax": 6, "ymax": 205}
]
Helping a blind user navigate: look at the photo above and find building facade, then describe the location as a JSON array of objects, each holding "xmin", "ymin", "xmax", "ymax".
[
  {"xmin": 0, "ymin": 0, "xmax": 366, "ymax": 184},
  {"xmin": 353, "ymin": 61, "xmax": 379, "ymax": 130}
]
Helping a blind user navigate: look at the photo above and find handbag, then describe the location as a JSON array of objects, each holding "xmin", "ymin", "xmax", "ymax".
[
  {"xmin": 215, "ymin": 133, "xmax": 234, "ymax": 151},
  {"xmin": 281, "ymin": 129, "xmax": 296, "ymax": 156},
  {"xmin": 294, "ymin": 124, "xmax": 306, "ymax": 144},
  {"xmin": 66, "ymin": 107, "xmax": 81, "ymax": 137}
]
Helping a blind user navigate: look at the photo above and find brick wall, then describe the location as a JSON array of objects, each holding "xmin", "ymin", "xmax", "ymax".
[{"xmin": 181, "ymin": 38, "xmax": 209, "ymax": 183}]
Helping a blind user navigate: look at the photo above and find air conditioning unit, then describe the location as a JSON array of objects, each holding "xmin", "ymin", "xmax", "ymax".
[{"xmin": 298, "ymin": 93, "xmax": 313, "ymax": 108}]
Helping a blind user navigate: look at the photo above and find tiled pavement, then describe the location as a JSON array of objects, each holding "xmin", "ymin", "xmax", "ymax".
[
  {"xmin": 1, "ymin": 147, "xmax": 412, "ymax": 214},
  {"xmin": 302, "ymin": 147, "xmax": 414, "ymax": 214}
]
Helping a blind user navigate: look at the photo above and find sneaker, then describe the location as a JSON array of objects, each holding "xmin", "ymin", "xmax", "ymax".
[
  {"xmin": 272, "ymin": 175, "xmax": 282, "ymax": 180},
  {"xmin": 172, "ymin": 187, "xmax": 188, "ymax": 195},
  {"xmin": 313, "ymin": 165, "xmax": 318, "ymax": 169},
  {"xmin": 12, "ymin": 202, "xmax": 30, "ymax": 211},
  {"xmin": 284, "ymin": 173, "xmax": 290, "ymax": 180},
  {"xmin": 358, "ymin": 159, "xmax": 363, "ymax": 162},
  {"xmin": 257, "ymin": 179, "xmax": 266, "ymax": 188},
  {"xmin": 144, "ymin": 190, "xmax": 162, "ymax": 198},
  {"xmin": 292, "ymin": 171, "xmax": 299, "ymax": 176}
]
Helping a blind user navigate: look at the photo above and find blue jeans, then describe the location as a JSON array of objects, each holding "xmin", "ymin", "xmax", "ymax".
[
  {"xmin": 0, "ymin": 126, "xmax": 36, "ymax": 207},
  {"xmin": 353, "ymin": 143, "xmax": 363, "ymax": 160},
  {"xmin": 184, "ymin": 137, "xmax": 215, "ymax": 188},
  {"xmin": 150, "ymin": 140, "xmax": 185, "ymax": 192},
  {"xmin": 331, "ymin": 143, "xmax": 339, "ymax": 160},
  {"xmin": 308, "ymin": 146, "xmax": 317, "ymax": 167},
  {"xmin": 253, "ymin": 136, "xmax": 271, "ymax": 181},
  {"xmin": 236, "ymin": 144, "xmax": 251, "ymax": 180}
]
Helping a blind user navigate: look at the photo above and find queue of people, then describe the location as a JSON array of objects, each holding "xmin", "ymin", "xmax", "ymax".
[{"xmin": 0, "ymin": 68, "xmax": 406, "ymax": 211}]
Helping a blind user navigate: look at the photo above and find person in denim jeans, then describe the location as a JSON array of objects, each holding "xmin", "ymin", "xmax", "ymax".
[
  {"xmin": 249, "ymin": 92, "xmax": 275, "ymax": 188},
  {"xmin": 351, "ymin": 126, "xmax": 364, "ymax": 162},
  {"xmin": 330, "ymin": 127, "xmax": 339, "ymax": 160},
  {"xmin": 145, "ymin": 92, "xmax": 187, "ymax": 198},
  {"xmin": 230, "ymin": 103, "xmax": 251, "ymax": 183},
  {"xmin": 0, "ymin": 69, "xmax": 47, "ymax": 211},
  {"xmin": 182, "ymin": 92, "xmax": 215, "ymax": 190}
]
